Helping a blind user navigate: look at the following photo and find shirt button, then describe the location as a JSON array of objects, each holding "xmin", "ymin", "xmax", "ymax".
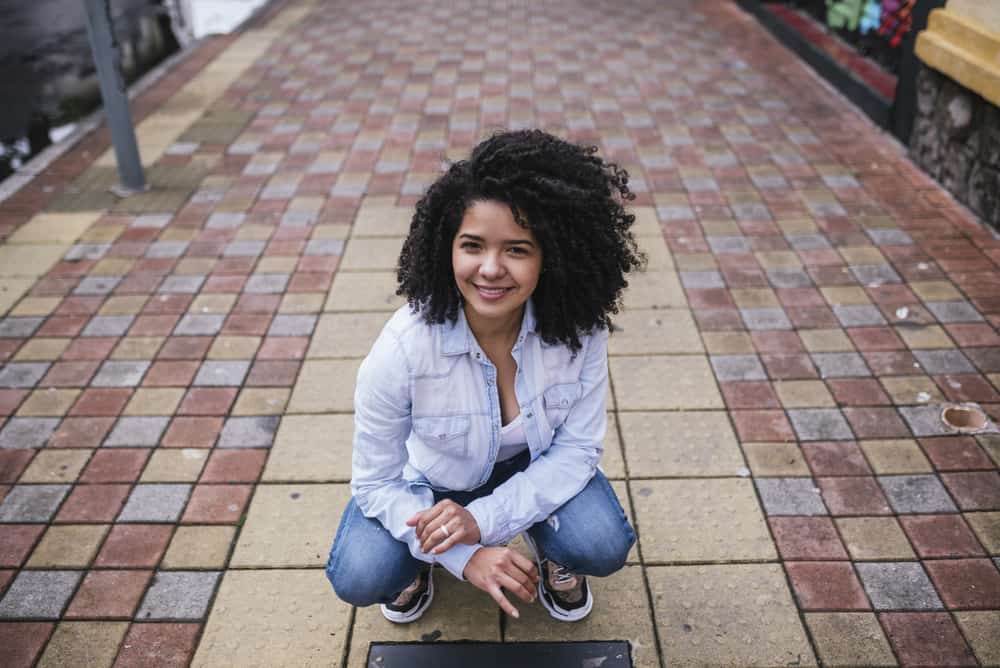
[{"xmin": 525, "ymin": 412, "xmax": 533, "ymax": 419}]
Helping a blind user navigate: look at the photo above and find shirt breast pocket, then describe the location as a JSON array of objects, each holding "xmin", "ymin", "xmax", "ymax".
[
  {"xmin": 542, "ymin": 382, "xmax": 583, "ymax": 431},
  {"xmin": 411, "ymin": 415, "xmax": 471, "ymax": 457}
]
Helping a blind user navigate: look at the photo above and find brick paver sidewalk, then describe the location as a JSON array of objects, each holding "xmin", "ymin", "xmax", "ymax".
[{"xmin": 1, "ymin": 0, "xmax": 999, "ymax": 666}]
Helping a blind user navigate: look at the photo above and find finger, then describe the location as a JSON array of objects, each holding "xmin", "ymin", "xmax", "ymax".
[
  {"xmin": 498, "ymin": 572, "xmax": 536, "ymax": 604},
  {"xmin": 406, "ymin": 511, "xmax": 423, "ymax": 527},
  {"xmin": 430, "ymin": 527, "xmax": 465, "ymax": 555},
  {"xmin": 509, "ymin": 550, "xmax": 540, "ymax": 581},
  {"xmin": 488, "ymin": 585, "xmax": 519, "ymax": 619},
  {"xmin": 419, "ymin": 518, "xmax": 450, "ymax": 552}
]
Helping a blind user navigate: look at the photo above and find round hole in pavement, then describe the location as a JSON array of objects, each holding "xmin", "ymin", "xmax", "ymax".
[{"xmin": 941, "ymin": 405, "xmax": 987, "ymax": 432}]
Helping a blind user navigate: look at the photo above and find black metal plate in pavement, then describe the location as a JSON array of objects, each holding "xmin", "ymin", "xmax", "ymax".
[{"xmin": 367, "ymin": 641, "xmax": 633, "ymax": 668}]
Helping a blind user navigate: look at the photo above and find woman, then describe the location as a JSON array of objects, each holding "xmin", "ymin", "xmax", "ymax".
[{"xmin": 326, "ymin": 129, "xmax": 645, "ymax": 624}]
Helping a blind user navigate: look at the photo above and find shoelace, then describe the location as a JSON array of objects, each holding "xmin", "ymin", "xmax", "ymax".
[{"xmin": 547, "ymin": 561, "xmax": 577, "ymax": 588}]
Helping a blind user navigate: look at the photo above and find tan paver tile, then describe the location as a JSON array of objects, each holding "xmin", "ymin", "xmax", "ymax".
[
  {"xmin": 79, "ymin": 225, "xmax": 124, "ymax": 243},
  {"xmin": 621, "ymin": 271, "xmax": 686, "ymax": 310},
  {"xmin": 26, "ymin": 525, "xmax": 109, "ymax": 567},
  {"xmin": 880, "ymin": 377, "xmax": 945, "ymax": 405},
  {"xmin": 964, "ymin": 512, "xmax": 1000, "ymax": 554},
  {"xmin": 175, "ymin": 257, "xmax": 215, "ymax": 274},
  {"xmin": 954, "ymin": 611, "xmax": 1000, "ymax": 667},
  {"xmin": 774, "ymin": 380, "xmax": 836, "ymax": 408},
  {"xmin": 37, "ymin": 621, "xmax": 128, "ymax": 668},
  {"xmin": 279, "ymin": 293, "xmax": 325, "ymax": 314},
  {"xmin": 776, "ymin": 218, "xmax": 819, "ymax": 234},
  {"xmin": 312, "ymin": 223, "xmax": 351, "ymax": 240},
  {"xmin": 14, "ymin": 338, "xmax": 72, "ymax": 361},
  {"xmin": 263, "ymin": 414, "xmax": 353, "ymax": 482},
  {"xmin": 839, "ymin": 247, "xmax": 886, "ymax": 266},
  {"xmin": 100, "ymin": 296, "xmax": 149, "ymax": 316},
  {"xmin": 232, "ymin": 484, "xmax": 350, "ymax": 567},
  {"xmin": 835, "ymin": 517, "xmax": 915, "ymax": 560},
  {"xmin": 17, "ymin": 388, "xmax": 80, "ymax": 416},
  {"xmin": 610, "ymin": 356, "xmax": 723, "ymax": 410},
  {"xmin": 799, "ymin": 328, "xmax": 854, "ymax": 352},
  {"xmin": 347, "ymin": 574, "xmax": 499, "ymax": 667},
  {"xmin": 859, "ymin": 439, "xmax": 932, "ymax": 474},
  {"xmin": 110, "ymin": 337, "xmax": 163, "ymax": 360},
  {"xmin": 910, "ymin": 280, "xmax": 963, "ymax": 301},
  {"xmin": 8, "ymin": 212, "xmax": 101, "ymax": 244},
  {"xmin": 352, "ymin": 204, "xmax": 411, "ymax": 237},
  {"xmin": 895, "ymin": 324, "xmax": 955, "ymax": 349},
  {"xmin": 804, "ymin": 612, "xmax": 897, "ymax": 667},
  {"xmin": 756, "ymin": 250, "xmax": 803, "ymax": 269},
  {"xmin": 288, "ymin": 359, "xmax": 360, "ymax": 413},
  {"xmin": 308, "ymin": 312, "xmax": 391, "ymax": 359},
  {"xmin": 190, "ymin": 294, "xmax": 237, "ymax": 314},
  {"xmin": 649, "ymin": 564, "xmax": 815, "ymax": 666},
  {"xmin": 162, "ymin": 525, "xmax": 235, "ymax": 569},
  {"xmin": 820, "ymin": 286, "xmax": 871, "ymax": 306},
  {"xmin": 339, "ymin": 238, "xmax": 405, "ymax": 271},
  {"xmin": 20, "ymin": 449, "xmax": 92, "ymax": 483},
  {"xmin": 0, "ymin": 277, "xmax": 35, "ymax": 315},
  {"xmin": 90, "ymin": 258, "xmax": 135, "ymax": 276},
  {"xmin": 11, "ymin": 296, "xmax": 62, "ymax": 316},
  {"xmin": 674, "ymin": 253, "xmax": 717, "ymax": 271},
  {"xmin": 207, "ymin": 336, "xmax": 260, "ymax": 360},
  {"xmin": 232, "ymin": 388, "xmax": 290, "ymax": 415},
  {"xmin": 631, "ymin": 206, "xmax": 665, "ymax": 237},
  {"xmin": 618, "ymin": 411, "xmax": 743, "ymax": 477},
  {"xmin": 123, "ymin": 388, "xmax": 184, "ymax": 416},
  {"xmin": 324, "ymin": 272, "xmax": 406, "ymax": 312},
  {"xmin": 607, "ymin": 310, "xmax": 702, "ymax": 355},
  {"xmin": 602, "ymin": 413, "xmax": 625, "ymax": 479},
  {"xmin": 638, "ymin": 238, "xmax": 674, "ymax": 271},
  {"xmin": 193, "ymin": 569, "xmax": 351, "ymax": 668},
  {"xmin": 505, "ymin": 566, "xmax": 657, "ymax": 668},
  {"xmin": 702, "ymin": 331, "xmax": 755, "ymax": 354},
  {"xmin": 257, "ymin": 257, "xmax": 298, "ymax": 273},
  {"xmin": 632, "ymin": 479, "xmax": 775, "ymax": 562},
  {"xmin": 743, "ymin": 442, "xmax": 811, "ymax": 476},
  {"xmin": 731, "ymin": 288, "xmax": 779, "ymax": 308},
  {"xmin": 140, "ymin": 449, "xmax": 208, "ymax": 482}
]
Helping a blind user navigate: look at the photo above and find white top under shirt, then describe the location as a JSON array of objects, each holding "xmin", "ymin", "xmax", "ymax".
[{"xmin": 497, "ymin": 413, "xmax": 529, "ymax": 461}]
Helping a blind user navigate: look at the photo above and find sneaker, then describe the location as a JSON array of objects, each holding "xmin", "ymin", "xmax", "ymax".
[
  {"xmin": 380, "ymin": 564, "xmax": 434, "ymax": 623},
  {"xmin": 522, "ymin": 533, "xmax": 593, "ymax": 622}
]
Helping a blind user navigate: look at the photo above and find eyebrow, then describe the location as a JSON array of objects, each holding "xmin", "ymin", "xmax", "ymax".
[{"xmin": 458, "ymin": 233, "xmax": 535, "ymax": 247}]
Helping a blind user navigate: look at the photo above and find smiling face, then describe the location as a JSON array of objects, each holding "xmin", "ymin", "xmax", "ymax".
[{"xmin": 452, "ymin": 200, "xmax": 543, "ymax": 334}]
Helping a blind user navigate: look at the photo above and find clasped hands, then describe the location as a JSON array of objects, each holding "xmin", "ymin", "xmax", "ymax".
[{"xmin": 408, "ymin": 499, "xmax": 539, "ymax": 618}]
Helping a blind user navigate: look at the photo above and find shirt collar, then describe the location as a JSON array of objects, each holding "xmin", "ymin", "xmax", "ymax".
[{"xmin": 440, "ymin": 298, "xmax": 538, "ymax": 357}]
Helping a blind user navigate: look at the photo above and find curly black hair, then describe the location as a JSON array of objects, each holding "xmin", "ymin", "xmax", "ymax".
[{"xmin": 396, "ymin": 129, "xmax": 646, "ymax": 352}]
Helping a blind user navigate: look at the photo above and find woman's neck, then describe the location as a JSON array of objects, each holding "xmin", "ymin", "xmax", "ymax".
[{"xmin": 464, "ymin": 303, "xmax": 524, "ymax": 351}]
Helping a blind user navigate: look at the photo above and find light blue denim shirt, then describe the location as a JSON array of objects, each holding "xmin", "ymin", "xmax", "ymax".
[{"xmin": 350, "ymin": 298, "xmax": 608, "ymax": 581}]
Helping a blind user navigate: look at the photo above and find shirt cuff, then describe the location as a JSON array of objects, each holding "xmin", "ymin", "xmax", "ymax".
[
  {"xmin": 466, "ymin": 496, "xmax": 503, "ymax": 546},
  {"xmin": 434, "ymin": 542, "xmax": 483, "ymax": 581}
]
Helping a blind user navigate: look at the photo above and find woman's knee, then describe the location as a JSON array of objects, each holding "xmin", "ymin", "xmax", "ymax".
[
  {"xmin": 327, "ymin": 559, "xmax": 390, "ymax": 607},
  {"xmin": 574, "ymin": 524, "xmax": 634, "ymax": 577}
]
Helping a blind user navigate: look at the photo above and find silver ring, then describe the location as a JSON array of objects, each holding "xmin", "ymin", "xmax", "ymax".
[{"xmin": 438, "ymin": 524, "xmax": 450, "ymax": 538}]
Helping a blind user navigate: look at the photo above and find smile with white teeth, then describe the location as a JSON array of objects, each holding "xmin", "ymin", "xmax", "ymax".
[{"xmin": 475, "ymin": 285, "xmax": 512, "ymax": 295}]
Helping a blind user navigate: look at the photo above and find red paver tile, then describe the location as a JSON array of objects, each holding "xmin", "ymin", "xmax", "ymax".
[
  {"xmin": 39, "ymin": 361, "xmax": 100, "ymax": 387},
  {"xmin": 232, "ymin": 294, "xmax": 280, "ymax": 313},
  {"xmin": 80, "ymin": 449, "xmax": 151, "ymax": 483},
  {"xmin": 256, "ymin": 336, "xmax": 309, "ymax": 360},
  {"xmin": 775, "ymin": 288, "xmax": 826, "ymax": 308},
  {"xmin": 0, "ymin": 569, "xmax": 13, "ymax": 596},
  {"xmin": 826, "ymin": 378, "xmax": 892, "ymax": 406},
  {"xmin": 750, "ymin": 330, "xmax": 804, "ymax": 354},
  {"xmin": 0, "ymin": 341, "xmax": 20, "ymax": 363},
  {"xmin": 55, "ymin": 484, "xmax": 131, "ymax": 522},
  {"xmin": 846, "ymin": 327, "xmax": 905, "ymax": 352},
  {"xmin": 0, "ymin": 389, "xmax": 28, "ymax": 417},
  {"xmin": 70, "ymin": 388, "xmax": 133, "ymax": 417},
  {"xmin": 245, "ymin": 360, "xmax": 300, "ymax": 386},
  {"xmin": 65, "ymin": 569, "xmax": 153, "ymax": 619},
  {"xmin": 692, "ymin": 308, "xmax": 744, "ymax": 330},
  {"xmin": 0, "ymin": 449, "xmax": 34, "ymax": 482},
  {"xmin": 686, "ymin": 288, "xmax": 736, "ymax": 309},
  {"xmin": 935, "ymin": 374, "xmax": 1000, "ymax": 403},
  {"xmin": 48, "ymin": 417, "xmax": 116, "ymax": 448},
  {"xmin": 0, "ymin": 623, "xmax": 54, "ymax": 668},
  {"xmin": 157, "ymin": 336, "xmax": 212, "ymax": 360},
  {"xmin": 785, "ymin": 562, "xmax": 870, "ymax": 610},
  {"xmin": 802, "ymin": 441, "xmax": 872, "ymax": 476},
  {"xmin": 842, "ymin": 406, "xmax": 912, "ymax": 439},
  {"xmin": 161, "ymin": 416, "xmax": 223, "ymax": 448},
  {"xmin": 769, "ymin": 517, "xmax": 849, "ymax": 560},
  {"xmin": 919, "ymin": 437, "xmax": 996, "ymax": 471},
  {"xmin": 924, "ymin": 559, "xmax": 1000, "ymax": 609},
  {"xmin": 899, "ymin": 515, "xmax": 987, "ymax": 558},
  {"xmin": 720, "ymin": 381, "xmax": 781, "ymax": 409},
  {"xmin": 141, "ymin": 294, "xmax": 191, "ymax": 315},
  {"xmin": 760, "ymin": 354, "xmax": 818, "ymax": 379},
  {"xmin": 730, "ymin": 409, "xmax": 796, "ymax": 441},
  {"xmin": 817, "ymin": 477, "xmax": 893, "ymax": 515},
  {"xmin": 863, "ymin": 350, "xmax": 923, "ymax": 376},
  {"xmin": 879, "ymin": 612, "xmax": 978, "ymax": 666},
  {"xmin": 182, "ymin": 484, "xmax": 252, "ymax": 523},
  {"xmin": 62, "ymin": 337, "xmax": 118, "ymax": 361},
  {"xmin": 130, "ymin": 314, "xmax": 181, "ymax": 336},
  {"xmin": 94, "ymin": 524, "xmax": 173, "ymax": 568},
  {"xmin": 142, "ymin": 361, "xmax": 200, "ymax": 387},
  {"xmin": 0, "ymin": 525, "xmax": 45, "ymax": 567},
  {"xmin": 200, "ymin": 449, "xmax": 267, "ymax": 482},
  {"xmin": 177, "ymin": 388, "xmax": 238, "ymax": 416},
  {"xmin": 37, "ymin": 316, "xmax": 88, "ymax": 337},
  {"xmin": 941, "ymin": 472, "xmax": 1000, "ymax": 510},
  {"xmin": 113, "ymin": 623, "xmax": 200, "ymax": 668}
]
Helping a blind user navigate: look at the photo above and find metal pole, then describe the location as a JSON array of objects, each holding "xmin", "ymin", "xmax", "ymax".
[{"xmin": 82, "ymin": 0, "xmax": 146, "ymax": 193}]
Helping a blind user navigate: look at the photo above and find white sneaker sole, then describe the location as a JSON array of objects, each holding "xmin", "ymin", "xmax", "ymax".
[
  {"xmin": 380, "ymin": 567, "xmax": 434, "ymax": 624},
  {"xmin": 521, "ymin": 532, "xmax": 594, "ymax": 622}
]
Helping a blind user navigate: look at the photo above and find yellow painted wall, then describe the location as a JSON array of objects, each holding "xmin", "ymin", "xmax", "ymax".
[
  {"xmin": 915, "ymin": 1, "xmax": 1000, "ymax": 107},
  {"xmin": 946, "ymin": 0, "xmax": 1000, "ymax": 36}
]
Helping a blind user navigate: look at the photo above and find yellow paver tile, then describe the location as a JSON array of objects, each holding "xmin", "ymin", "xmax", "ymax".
[
  {"xmin": 348, "ymin": 575, "xmax": 500, "ymax": 668},
  {"xmin": 895, "ymin": 324, "xmax": 955, "ymax": 349},
  {"xmin": 99, "ymin": 295, "xmax": 148, "ymax": 316},
  {"xmin": 312, "ymin": 223, "xmax": 351, "ymax": 240},
  {"xmin": 835, "ymin": 517, "xmax": 915, "ymax": 560},
  {"xmin": 324, "ymin": 272, "xmax": 406, "ymax": 312},
  {"xmin": 702, "ymin": 220, "xmax": 742, "ymax": 236},
  {"xmin": 838, "ymin": 246, "xmax": 886, "ymax": 265},
  {"xmin": 620, "ymin": 271, "xmax": 686, "ymax": 310},
  {"xmin": 955, "ymin": 611, "xmax": 1000, "ymax": 666},
  {"xmin": 638, "ymin": 239, "xmax": 674, "ymax": 271},
  {"xmin": 162, "ymin": 525, "xmax": 236, "ymax": 569},
  {"xmin": 174, "ymin": 257, "xmax": 215, "ymax": 274},
  {"xmin": 339, "ymin": 238, "xmax": 405, "ymax": 271},
  {"xmin": 189, "ymin": 294, "xmax": 237, "ymax": 314},
  {"xmin": 234, "ymin": 224, "xmax": 275, "ymax": 241},
  {"xmin": 233, "ymin": 388, "xmax": 290, "ymax": 415},
  {"xmin": 859, "ymin": 439, "xmax": 932, "ymax": 474},
  {"xmin": 14, "ymin": 338, "xmax": 71, "ymax": 361},
  {"xmin": 820, "ymin": 286, "xmax": 871, "ymax": 306},
  {"xmin": 981, "ymin": 434, "xmax": 1000, "ymax": 467},
  {"xmin": 263, "ymin": 414, "xmax": 353, "ymax": 482},
  {"xmin": 193, "ymin": 569, "xmax": 351, "ymax": 668},
  {"xmin": 26, "ymin": 524, "xmax": 109, "ymax": 567},
  {"xmin": 123, "ymin": 388, "xmax": 184, "ymax": 416},
  {"xmin": 610, "ymin": 356, "xmax": 723, "ymax": 410},
  {"xmin": 673, "ymin": 253, "xmax": 717, "ymax": 271},
  {"xmin": 256, "ymin": 257, "xmax": 298, "ymax": 273},
  {"xmin": 804, "ymin": 613, "xmax": 897, "ymax": 667},
  {"xmin": 8, "ymin": 212, "xmax": 101, "ymax": 244},
  {"xmin": 110, "ymin": 337, "xmax": 163, "ymax": 360},
  {"xmin": 308, "ymin": 312, "xmax": 390, "ymax": 359},
  {"xmin": 607, "ymin": 309, "xmax": 703, "ymax": 355},
  {"xmin": 731, "ymin": 288, "xmax": 779, "ymax": 308},
  {"xmin": 17, "ymin": 388, "xmax": 80, "ymax": 416},
  {"xmin": 232, "ymin": 484, "xmax": 351, "ymax": 567},
  {"xmin": 743, "ymin": 442, "xmax": 811, "ymax": 476},
  {"xmin": 20, "ymin": 449, "xmax": 92, "ymax": 483},
  {"xmin": 79, "ymin": 225, "xmax": 124, "ymax": 243},
  {"xmin": 880, "ymin": 377, "xmax": 945, "ymax": 405},
  {"xmin": 0, "ymin": 278, "xmax": 35, "ymax": 315},
  {"xmin": 288, "ymin": 359, "xmax": 361, "ymax": 413},
  {"xmin": 776, "ymin": 218, "xmax": 818, "ymax": 234},
  {"xmin": 90, "ymin": 258, "xmax": 135, "ymax": 276},
  {"xmin": 964, "ymin": 512, "xmax": 1000, "ymax": 554},
  {"xmin": 618, "ymin": 411, "xmax": 743, "ymax": 477},
  {"xmin": 630, "ymin": 206, "xmax": 665, "ymax": 238},
  {"xmin": 140, "ymin": 448, "xmax": 208, "ymax": 482},
  {"xmin": 207, "ymin": 336, "xmax": 260, "ymax": 360},
  {"xmin": 910, "ymin": 280, "xmax": 963, "ymax": 302},
  {"xmin": 10, "ymin": 297, "xmax": 61, "ymax": 317},
  {"xmin": 989, "ymin": 374, "xmax": 1000, "ymax": 395},
  {"xmin": 702, "ymin": 331, "xmax": 755, "ymax": 354},
  {"xmin": 278, "ymin": 293, "xmax": 325, "ymax": 314},
  {"xmin": 798, "ymin": 328, "xmax": 854, "ymax": 352},
  {"xmin": 774, "ymin": 380, "xmax": 836, "ymax": 408},
  {"xmin": 505, "ymin": 566, "xmax": 658, "ymax": 668},
  {"xmin": 632, "ymin": 478, "xmax": 775, "ymax": 562},
  {"xmin": 37, "ymin": 621, "xmax": 128, "ymax": 668},
  {"xmin": 649, "ymin": 564, "xmax": 815, "ymax": 666},
  {"xmin": 756, "ymin": 250, "xmax": 803, "ymax": 269}
]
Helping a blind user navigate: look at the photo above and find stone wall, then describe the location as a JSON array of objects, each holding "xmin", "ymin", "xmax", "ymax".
[{"xmin": 910, "ymin": 65, "xmax": 1000, "ymax": 230}]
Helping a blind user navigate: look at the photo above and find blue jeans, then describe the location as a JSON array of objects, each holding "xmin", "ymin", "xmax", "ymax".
[{"xmin": 326, "ymin": 451, "xmax": 636, "ymax": 606}]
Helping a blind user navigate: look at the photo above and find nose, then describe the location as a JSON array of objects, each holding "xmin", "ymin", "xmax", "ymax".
[{"xmin": 479, "ymin": 250, "xmax": 505, "ymax": 278}]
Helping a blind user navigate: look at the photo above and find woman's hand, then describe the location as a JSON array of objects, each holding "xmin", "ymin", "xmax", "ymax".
[
  {"xmin": 407, "ymin": 499, "xmax": 481, "ymax": 555},
  {"xmin": 463, "ymin": 547, "xmax": 539, "ymax": 619}
]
